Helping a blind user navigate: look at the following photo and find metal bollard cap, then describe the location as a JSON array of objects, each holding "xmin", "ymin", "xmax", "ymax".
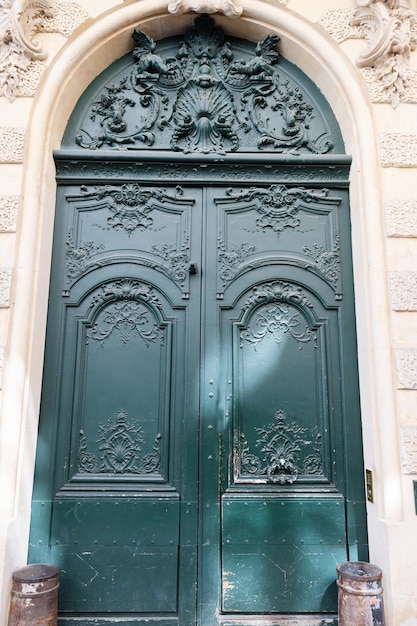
[
  {"xmin": 336, "ymin": 561, "xmax": 382, "ymax": 582},
  {"xmin": 12, "ymin": 564, "xmax": 60, "ymax": 584}
]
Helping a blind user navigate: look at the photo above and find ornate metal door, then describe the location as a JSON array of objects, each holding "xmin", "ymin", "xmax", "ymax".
[{"xmin": 29, "ymin": 16, "xmax": 367, "ymax": 626}]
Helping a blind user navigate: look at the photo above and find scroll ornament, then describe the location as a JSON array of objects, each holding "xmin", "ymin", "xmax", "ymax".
[
  {"xmin": 352, "ymin": 0, "xmax": 417, "ymax": 108},
  {"xmin": 0, "ymin": 0, "xmax": 52, "ymax": 100}
]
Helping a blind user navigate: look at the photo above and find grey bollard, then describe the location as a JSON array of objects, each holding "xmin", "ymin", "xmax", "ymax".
[
  {"xmin": 8, "ymin": 563, "xmax": 60, "ymax": 626},
  {"xmin": 337, "ymin": 561, "xmax": 385, "ymax": 626}
]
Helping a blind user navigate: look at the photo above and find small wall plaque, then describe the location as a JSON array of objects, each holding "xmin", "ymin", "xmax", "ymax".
[{"xmin": 366, "ymin": 469, "xmax": 374, "ymax": 503}]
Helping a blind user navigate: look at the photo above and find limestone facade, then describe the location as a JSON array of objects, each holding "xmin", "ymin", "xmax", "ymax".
[{"xmin": 0, "ymin": 0, "xmax": 417, "ymax": 624}]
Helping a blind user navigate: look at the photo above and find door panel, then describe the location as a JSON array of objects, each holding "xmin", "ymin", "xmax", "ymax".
[
  {"xmin": 30, "ymin": 184, "xmax": 202, "ymax": 623},
  {"xmin": 30, "ymin": 174, "xmax": 366, "ymax": 624}
]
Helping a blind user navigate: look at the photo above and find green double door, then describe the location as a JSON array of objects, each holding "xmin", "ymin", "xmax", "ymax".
[{"xmin": 29, "ymin": 161, "xmax": 367, "ymax": 625}]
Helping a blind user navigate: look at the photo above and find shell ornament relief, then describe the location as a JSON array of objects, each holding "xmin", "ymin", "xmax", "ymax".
[{"xmin": 75, "ymin": 15, "xmax": 334, "ymax": 156}]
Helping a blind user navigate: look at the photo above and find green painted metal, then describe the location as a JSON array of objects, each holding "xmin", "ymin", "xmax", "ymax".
[{"xmin": 29, "ymin": 15, "xmax": 367, "ymax": 626}]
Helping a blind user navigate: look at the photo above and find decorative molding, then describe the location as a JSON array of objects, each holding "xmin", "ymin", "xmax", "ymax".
[
  {"xmin": 242, "ymin": 281, "xmax": 314, "ymax": 314},
  {"xmin": 303, "ymin": 235, "xmax": 340, "ymax": 292},
  {"xmin": 386, "ymin": 200, "xmax": 417, "ymax": 237},
  {"xmin": 0, "ymin": 0, "xmax": 52, "ymax": 101},
  {"xmin": 389, "ymin": 272, "xmax": 417, "ymax": 310},
  {"xmin": 0, "ymin": 195, "xmax": 18, "ymax": 232},
  {"xmin": 65, "ymin": 232, "xmax": 104, "ymax": 283},
  {"xmin": 240, "ymin": 303, "xmax": 316, "ymax": 350},
  {"xmin": 0, "ymin": 346, "xmax": 4, "ymax": 390},
  {"xmin": 351, "ymin": 0, "xmax": 417, "ymax": 109},
  {"xmin": 400, "ymin": 427, "xmax": 417, "ymax": 474},
  {"xmin": 0, "ymin": 268, "xmax": 12, "ymax": 307},
  {"xmin": 235, "ymin": 409, "xmax": 323, "ymax": 484},
  {"xmin": 381, "ymin": 133, "xmax": 417, "ymax": 167},
  {"xmin": 67, "ymin": 184, "xmax": 191, "ymax": 236},
  {"xmin": 0, "ymin": 127, "xmax": 25, "ymax": 163},
  {"xmin": 87, "ymin": 300, "xmax": 164, "ymax": 347},
  {"xmin": 217, "ymin": 186, "xmax": 339, "ymax": 235},
  {"xmin": 396, "ymin": 349, "xmax": 417, "ymax": 389}
]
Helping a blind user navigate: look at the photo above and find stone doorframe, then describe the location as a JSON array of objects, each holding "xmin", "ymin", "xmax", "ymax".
[{"xmin": 0, "ymin": 1, "xmax": 399, "ymax": 623}]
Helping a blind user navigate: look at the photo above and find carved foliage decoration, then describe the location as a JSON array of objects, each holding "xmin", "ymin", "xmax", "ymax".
[
  {"xmin": 0, "ymin": 0, "xmax": 52, "ymax": 100},
  {"xmin": 87, "ymin": 279, "xmax": 164, "ymax": 348},
  {"xmin": 240, "ymin": 280, "xmax": 317, "ymax": 350},
  {"xmin": 221, "ymin": 185, "xmax": 337, "ymax": 235},
  {"xmin": 240, "ymin": 303, "xmax": 316, "ymax": 350},
  {"xmin": 235, "ymin": 410, "xmax": 323, "ymax": 484},
  {"xmin": 352, "ymin": 0, "xmax": 417, "ymax": 108},
  {"xmin": 214, "ymin": 186, "xmax": 342, "ymax": 298},
  {"xmin": 68, "ymin": 184, "xmax": 188, "ymax": 236},
  {"xmin": 78, "ymin": 409, "xmax": 161, "ymax": 474},
  {"xmin": 75, "ymin": 15, "xmax": 334, "ymax": 155}
]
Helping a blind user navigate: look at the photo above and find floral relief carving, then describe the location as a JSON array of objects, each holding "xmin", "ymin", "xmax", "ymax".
[
  {"xmin": 219, "ymin": 185, "xmax": 338, "ymax": 235},
  {"xmin": 78, "ymin": 409, "xmax": 161, "ymax": 475},
  {"xmin": 386, "ymin": 200, "xmax": 417, "ymax": 236},
  {"xmin": 0, "ymin": 195, "xmax": 18, "ymax": 231},
  {"xmin": 151, "ymin": 241, "xmax": 190, "ymax": 289},
  {"xmin": 303, "ymin": 235, "xmax": 341, "ymax": 297},
  {"xmin": 218, "ymin": 241, "xmax": 256, "ymax": 289},
  {"xmin": 396, "ymin": 349, "xmax": 417, "ymax": 389},
  {"xmin": 351, "ymin": 0, "xmax": 417, "ymax": 108},
  {"xmin": 235, "ymin": 409, "xmax": 323, "ymax": 484},
  {"xmin": 242, "ymin": 280, "xmax": 314, "ymax": 314},
  {"xmin": 240, "ymin": 303, "xmax": 316, "ymax": 350},
  {"xmin": 75, "ymin": 15, "xmax": 334, "ymax": 155},
  {"xmin": 389, "ymin": 271, "xmax": 417, "ymax": 310},
  {"xmin": 65, "ymin": 231, "xmax": 104, "ymax": 284},
  {"xmin": 68, "ymin": 184, "xmax": 191, "ymax": 236}
]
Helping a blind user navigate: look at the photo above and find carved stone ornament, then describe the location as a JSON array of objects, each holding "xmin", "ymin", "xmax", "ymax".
[
  {"xmin": 168, "ymin": 0, "xmax": 243, "ymax": 17},
  {"xmin": 74, "ymin": 15, "xmax": 334, "ymax": 156},
  {"xmin": 0, "ymin": 0, "xmax": 52, "ymax": 101},
  {"xmin": 235, "ymin": 409, "xmax": 323, "ymax": 484},
  {"xmin": 351, "ymin": 0, "xmax": 417, "ymax": 108}
]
